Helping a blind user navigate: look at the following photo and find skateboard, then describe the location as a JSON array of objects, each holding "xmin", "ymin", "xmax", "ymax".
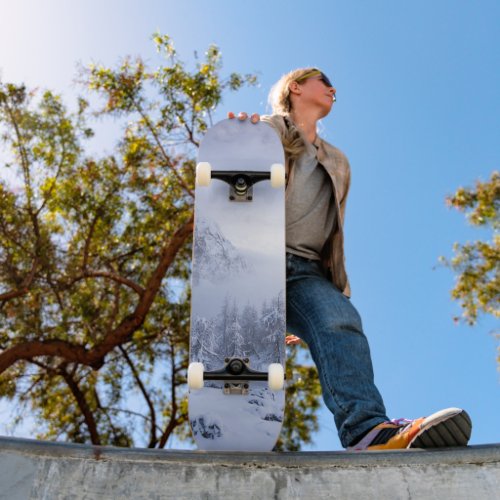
[{"xmin": 188, "ymin": 118, "xmax": 286, "ymax": 451}]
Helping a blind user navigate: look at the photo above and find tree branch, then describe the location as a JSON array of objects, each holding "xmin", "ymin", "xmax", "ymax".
[
  {"xmin": 0, "ymin": 257, "xmax": 39, "ymax": 302},
  {"xmin": 3, "ymin": 99, "xmax": 43, "ymax": 251},
  {"xmin": 83, "ymin": 270, "xmax": 145, "ymax": 296},
  {"xmin": 35, "ymin": 143, "xmax": 67, "ymax": 217},
  {"xmin": 0, "ymin": 216, "xmax": 193, "ymax": 374},
  {"xmin": 58, "ymin": 365, "xmax": 101, "ymax": 445},
  {"xmin": 119, "ymin": 345, "xmax": 157, "ymax": 447},
  {"xmin": 82, "ymin": 188, "xmax": 120, "ymax": 271},
  {"xmin": 158, "ymin": 341, "xmax": 179, "ymax": 448},
  {"xmin": 130, "ymin": 94, "xmax": 194, "ymax": 197},
  {"xmin": 82, "ymin": 208, "xmax": 102, "ymax": 271}
]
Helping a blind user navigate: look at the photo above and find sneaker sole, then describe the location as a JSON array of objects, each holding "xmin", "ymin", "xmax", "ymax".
[{"xmin": 409, "ymin": 408, "xmax": 472, "ymax": 448}]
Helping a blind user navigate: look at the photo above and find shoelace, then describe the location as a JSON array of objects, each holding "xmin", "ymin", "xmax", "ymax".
[
  {"xmin": 390, "ymin": 417, "xmax": 415, "ymax": 426},
  {"xmin": 387, "ymin": 417, "xmax": 424, "ymax": 436}
]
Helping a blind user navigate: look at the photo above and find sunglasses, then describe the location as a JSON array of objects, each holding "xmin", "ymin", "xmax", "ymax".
[
  {"xmin": 295, "ymin": 69, "xmax": 336, "ymax": 102},
  {"xmin": 296, "ymin": 70, "xmax": 334, "ymax": 89}
]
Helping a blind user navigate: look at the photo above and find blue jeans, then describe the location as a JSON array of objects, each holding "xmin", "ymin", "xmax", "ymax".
[{"xmin": 286, "ymin": 253, "xmax": 388, "ymax": 448}]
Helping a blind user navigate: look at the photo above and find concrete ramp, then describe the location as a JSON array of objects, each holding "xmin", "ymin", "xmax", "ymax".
[{"xmin": 0, "ymin": 436, "xmax": 499, "ymax": 499}]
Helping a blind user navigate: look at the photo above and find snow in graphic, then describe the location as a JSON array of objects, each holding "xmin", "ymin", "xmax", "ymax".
[
  {"xmin": 192, "ymin": 217, "xmax": 251, "ymax": 285},
  {"xmin": 189, "ymin": 382, "xmax": 285, "ymax": 451},
  {"xmin": 191, "ymin": 290, "xmax": 285, "ymax": 372}
]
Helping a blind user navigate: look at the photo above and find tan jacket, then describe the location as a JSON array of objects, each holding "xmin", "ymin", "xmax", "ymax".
[{"xmin": 262, "ymin": 114, "xmax": 352, "ymax": 297}]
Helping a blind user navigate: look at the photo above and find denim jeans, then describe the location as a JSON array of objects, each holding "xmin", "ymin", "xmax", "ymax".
[{"xmin": 286, "ymin": 253, "xmax": 388, "ymax": 448}]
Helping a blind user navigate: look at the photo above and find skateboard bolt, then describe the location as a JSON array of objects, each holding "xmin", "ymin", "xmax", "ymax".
[
  {"xmin": 228, "ymin": 359, "xmax": 244, "ymax": 375},
  {"xmin": 235, "ymin": 177, "xmax": 247, "ymax": 195}
]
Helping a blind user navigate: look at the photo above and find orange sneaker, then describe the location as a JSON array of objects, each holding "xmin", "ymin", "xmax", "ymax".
[{"xmin": 348, "ymin": 408, "xmax": 472, "ymax": 451}]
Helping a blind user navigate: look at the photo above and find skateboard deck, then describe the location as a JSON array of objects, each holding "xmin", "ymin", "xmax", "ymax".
[{"xmin": 188, "ymin": 118, "xmax": 286, "ymax": 451}]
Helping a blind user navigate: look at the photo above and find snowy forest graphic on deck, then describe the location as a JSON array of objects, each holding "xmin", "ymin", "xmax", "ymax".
[
  {"xmin": 191, "ymin": 291, "xmax": 285, "ymax": 372},
  {"xmin": 191, "ymin": 213, "xmax": 285, "ymax": 371}
]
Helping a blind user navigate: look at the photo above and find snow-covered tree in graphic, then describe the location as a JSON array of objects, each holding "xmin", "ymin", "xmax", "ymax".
[
  {"xmin": 217, "ymin": 296, "xmax": 231, "ymax": 358},
  {"xmin": 190, "ymin": 317, "xmax": 220, "ymax": 369},
  {"xmin": 260, "ymin": 290, "xmax": 286, "ymax": 364},
  {"xmin": 240, "ymin": 303, "xmax": 259, "ymax": 359},
  {"xmin": 192, "ymin": 290, "xmax": 286, "ymax": 372},
  {"xmin": 226, "ymin": 300, "xmax": 246, "ymax": 358}
]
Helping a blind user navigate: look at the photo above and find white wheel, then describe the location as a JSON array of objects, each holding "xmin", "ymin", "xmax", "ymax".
[
  {"xmin": 188, "ymin": 362, "xmax": 204, "ymax": 390},
  {"xmin": 268, "ymin": 363, "xmax": 285, "ymax": 391},
  {"xmin": 196, "ymin": 162, "xmax": 212, "ymax": 186},
  {"xmin": 270, "ymin": 163, "xmax": 285, "ymax": 188}
]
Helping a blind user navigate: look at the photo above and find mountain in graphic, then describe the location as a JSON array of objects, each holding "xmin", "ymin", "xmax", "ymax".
[{"xmin": 192, "ymin": 217, "xmax": 251, "ymax": 284}]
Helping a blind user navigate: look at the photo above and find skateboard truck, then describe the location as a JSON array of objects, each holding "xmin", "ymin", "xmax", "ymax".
[
  {"xmin": 205, "ymin": 357, "xmax": 267, "ymax": 395},
  {"xmin": 195, "ymin": 162, "xmax": 286, "ymax": 202},
  {"xmin": 211, "ymin": 171, "xmax": 270, "ymax": 202},
  {"xmin": 188, "ymin": 357, "xmax": 285, "ymax": 394}
]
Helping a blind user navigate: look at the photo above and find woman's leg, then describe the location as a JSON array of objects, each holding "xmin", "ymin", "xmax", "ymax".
[{"xmin": 286, "ymin": 253, "xmax": 388, "ymax": 447}]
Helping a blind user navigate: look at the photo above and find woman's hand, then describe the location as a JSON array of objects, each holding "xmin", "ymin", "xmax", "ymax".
[
  {"xmin": 227, "ymin": 111, "xmax": 260, "ymax": 123},
  {"xmin": 285, "ymin": 335, "xmax": 302, "ymax": 346}
]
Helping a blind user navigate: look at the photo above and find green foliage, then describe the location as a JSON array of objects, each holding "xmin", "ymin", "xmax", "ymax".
[
  {"xmin": 442, "ymin": 171, "xmax": 499, "ymax": 327},
  {"xmin": 275, "ymin": 346, "xmax": 322, "ymax": 451},
  {"xmin": 0, "ymin": 34, "xmax": 322, "ymax": 450}
]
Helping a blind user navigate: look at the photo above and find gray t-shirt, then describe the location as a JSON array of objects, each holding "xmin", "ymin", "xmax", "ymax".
[{"xmin": 286, "ymin": 142, "xmax": 336, "ymax": 260}]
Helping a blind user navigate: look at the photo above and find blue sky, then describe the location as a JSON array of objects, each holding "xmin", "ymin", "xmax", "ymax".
[{"xmin": 0, "ymin": 0, "xmax": 498, "ymax": 450}]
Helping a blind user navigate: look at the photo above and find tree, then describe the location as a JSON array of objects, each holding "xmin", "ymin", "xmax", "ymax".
[
  {"xmin": 275, "ymin": 346, "xmax": 322, "ymax": 451},
  {"xmin": 0, "ymin": 34, "xmax": 322, "ymax": 449},
  {"xmin": 443, "ymin": 171, "xmax": 499, "ymax": 332}
]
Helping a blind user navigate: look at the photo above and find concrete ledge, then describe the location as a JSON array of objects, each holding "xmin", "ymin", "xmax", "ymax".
[{"xmin": 1, "ymin": 436, "xmax": 499, "ymax": 499}]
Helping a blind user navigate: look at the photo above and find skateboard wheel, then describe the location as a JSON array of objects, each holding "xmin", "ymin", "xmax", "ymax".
[
  {"xmin": 188, "ymin": 362, "xmax": 204, "ymax": 390},
  {"xmin": 270, "ymin": 163, "xmax": 285, "ymax": 188},
  {"xmin": 196, "ymin": 162, "xmax": 212, "ymax": 186},
  {"xmin": 268, "ymin": 363, "xmax": 285, "ymax": 391}
]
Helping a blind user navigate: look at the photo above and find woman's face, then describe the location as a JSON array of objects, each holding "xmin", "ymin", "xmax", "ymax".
[{"xmin": 294, "ymin": 74, "xmax": 336, "ymax": 117}]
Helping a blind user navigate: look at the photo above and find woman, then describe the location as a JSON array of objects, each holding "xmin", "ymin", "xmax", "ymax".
[{"xmin": 228, "ymin": 68, "xmax": 471, "ymax": 450}]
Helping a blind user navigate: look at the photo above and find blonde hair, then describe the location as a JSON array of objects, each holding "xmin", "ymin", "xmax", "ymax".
[
  {"xmin": 267, "ymin": 67, "xmax": 319, "ymax": 164},
  {"xmin": 268, "ymin": 67, "xmax": 318, "ymax": 115}
]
